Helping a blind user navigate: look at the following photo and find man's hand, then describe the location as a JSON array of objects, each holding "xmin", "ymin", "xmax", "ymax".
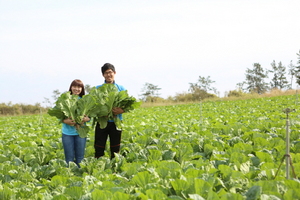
[
  {"xmin": 112, "ymin": 107, "xmax": 124, "ymax": 115},
  {"xmin": 63, "ymin": 118, "xmax": 76, "ymax": 126}
]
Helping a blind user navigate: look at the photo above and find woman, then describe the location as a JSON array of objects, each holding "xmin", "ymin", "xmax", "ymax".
[{"xmin": 61, "ymin": 79, "xmax": 90, "ymax": 167}]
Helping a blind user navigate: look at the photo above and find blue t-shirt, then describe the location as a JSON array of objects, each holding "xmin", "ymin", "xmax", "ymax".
[
  {"xmin": 61, "ymin": 96, "xmax": 83, "ymax": 136},
  {"xmin": 62, "ymin": 123, "xmax": 78, "ymax": 135},
  {"xmin": 96, "ymin": 82, "xmax": 126, "ymax": 92},
  {"xmin": 62, "ymin": 119, "xmax": 89, "ymax": 136},
  {"xmin": 96, "ymin": 82, "xmax": 126, "ymax": 121}
]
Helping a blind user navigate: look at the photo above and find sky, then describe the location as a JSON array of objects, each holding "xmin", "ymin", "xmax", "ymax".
[{"xmin": 1, "ymin": 0, "xmax": 300, "ymax": 106}]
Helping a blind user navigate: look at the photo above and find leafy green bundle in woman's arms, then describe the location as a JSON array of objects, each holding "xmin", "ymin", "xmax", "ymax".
[
  {"xmin": 47, "ymin": 92, "xmax": 77, "ymax": 121},
  {"xmin": 47, "ymin": 92, "xmax": 94, "ymax": 138},
  {"xmin": 47, "ymin": 106, "xmax": 65, "ymax": 121},
  {"xmin": 75, "ymin": 94, "xmax": 98, "ymax": 121},
  {"xmin": 74, "ymin": 94, "xmax": 99, "ymax": 138},
  {"xmin": 57, "ymin": 92, "xmax": 78, "ymax": 121}
]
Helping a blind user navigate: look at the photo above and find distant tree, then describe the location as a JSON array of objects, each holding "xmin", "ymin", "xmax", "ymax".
[
  {"xmin": 288, "ymin": 60, "xmax": 296, "ymax": 89},
  {"xmin": 0, "ymin": 102, "xmax": 46, "ymax": 115},
  {"xmin": 173, "ymin": 92, "xmax": 194, "ymax": 102},
  {"xmin": 227, "ymin": 89, "xmax": 245, "ymax": 97},
  {"xmin": 85, "ymin": 84, "xmax": 92, "ymax": 94},
  {"xmin": 43, "ymin": 97, "xmax": 52, "ymax": 108},
  {"xmin": 236, "ymin": 82, "xmax": 246, "ymax": 92},
  {"xmin": 189, "ymin": 76, "xmax": 217, "ymax": 100},
  {"xmin": 189, "ymin": 76, "xmax": 217, "ymax": 93},
  {"xmin": 52, "ymin": 89, "xmax": 61, "ymax": 102},
  {"xmin": 294, "ymin": 50, "xmax": 300, "ymax": 86},
  {"xmin": 140, "ymin": 83, "xmax": 161, "ymax": 102},
  {"xmin": 269, "ymin": 60, "xmax": 289, "ymax": 89},
  {"xmin": 244, "ymin": 63, "xmax": 269, "ymax": 94}
]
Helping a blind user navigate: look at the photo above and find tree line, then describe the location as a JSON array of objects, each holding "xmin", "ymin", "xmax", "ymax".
[
  {"xmin": 141, "ymin": 50, "xmax": 300, "ymax": 102},
  {"xmin": 1, "ymin": 50, "xmax": 299, "ymax": 115},
  {"xmin": 0, "ymin": 102, "xmax": 47, "ymax": 116}
]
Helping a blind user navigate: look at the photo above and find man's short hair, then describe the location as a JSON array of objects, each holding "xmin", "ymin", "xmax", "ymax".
[{"xmin": 101, "ymin": 63, "xmax": 115, "ymax": 74}]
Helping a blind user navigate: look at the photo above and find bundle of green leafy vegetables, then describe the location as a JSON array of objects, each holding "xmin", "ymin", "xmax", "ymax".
[
  {"xmin": 89, "ymin": 84, "xmax": 141, "ymax": 129},
  {"xmin": 47, "ymin": 84, "xmax": 141, "ymax": 137},
  {"xmin": 47, "ymin": 92, "xmax": 98, "ymax": 138}
]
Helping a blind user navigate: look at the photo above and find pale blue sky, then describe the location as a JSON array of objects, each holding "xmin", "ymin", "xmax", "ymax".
[{"xmin": 1, "ymin": 0, "xmax": 300, "ymax": 105}]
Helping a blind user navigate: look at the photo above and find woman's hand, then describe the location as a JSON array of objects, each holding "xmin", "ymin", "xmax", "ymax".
[
  {"xmin": 82, "ymin": 115, "xmax": 90, "ymax": 123},
  {"xmin": 63, "ymin": 118, "xmax": 76, "ymax": 126},
  {"xmin": 112, "ymin": 107, "xmax": 124, "ymax": 115}
]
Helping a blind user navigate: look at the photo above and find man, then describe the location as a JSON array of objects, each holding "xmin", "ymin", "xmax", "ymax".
[{"xmin": 94, "ymin": 63, "xmax": 126, "ymax": 159}]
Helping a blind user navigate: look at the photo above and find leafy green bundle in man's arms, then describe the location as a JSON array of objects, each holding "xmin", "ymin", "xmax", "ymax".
[
  {"xmin": 114, "ymin": 90, "xmax": 141, "ymax": 112},
  {"xmin": 111, "ymin": 89, "xmax": 141, "ymax": 128},
  {"xmin": 89, "ymin": 84, "xmax": 141, "ymax": 129},
  {"xmin": 88, "ymin": 85, "xmax": 113, "ymax": 129}
]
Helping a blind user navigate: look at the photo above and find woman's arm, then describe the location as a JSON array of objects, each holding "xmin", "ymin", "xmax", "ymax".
[{"xmin": 63, "ymin": 118, "xmax": 76, "ymax": 126}]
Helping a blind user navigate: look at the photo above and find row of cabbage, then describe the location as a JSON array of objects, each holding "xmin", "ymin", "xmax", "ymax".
[{"xmin": 0, "ymin": 95, "xmax": 300, "ymax": 199}]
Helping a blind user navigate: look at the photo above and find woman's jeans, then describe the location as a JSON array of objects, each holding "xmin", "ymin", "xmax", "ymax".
[{"xmin": 62, "ymin": 133, "xmax": 86, "ymax": 167}]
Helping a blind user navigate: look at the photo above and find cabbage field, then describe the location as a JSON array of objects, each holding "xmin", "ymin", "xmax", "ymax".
[{"xmin": 0, "ymin": 95, "xmax": 300, "ymax": 200}]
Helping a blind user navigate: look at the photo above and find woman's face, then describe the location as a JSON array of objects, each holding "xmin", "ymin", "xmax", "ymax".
[{"xmin": 71, "ymin": 85, "xmax": 82, "ymax": 95}]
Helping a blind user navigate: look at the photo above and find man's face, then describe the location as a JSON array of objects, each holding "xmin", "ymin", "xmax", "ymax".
[{"xmin": 103, "ymin": 69, "xmax": 116, "ymax": 83}]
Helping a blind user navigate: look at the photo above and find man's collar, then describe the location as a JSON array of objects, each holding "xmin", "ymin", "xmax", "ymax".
[{"xmin": 104, "ymin": 81, "xmax": 115, "ymax": 84}]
